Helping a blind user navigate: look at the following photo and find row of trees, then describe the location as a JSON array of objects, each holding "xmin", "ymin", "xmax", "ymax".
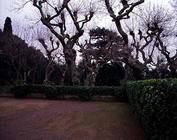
[
  {"xmin": 1, "ymin": 0, "xmax": 177, "ymax": 85},
  {"xmin": 0, "ymin": 17, "xmax": 64, "ymax": 85},
  {"xmin": 31, "ymin": 0, "xmax": 177, "ymax": 80}
]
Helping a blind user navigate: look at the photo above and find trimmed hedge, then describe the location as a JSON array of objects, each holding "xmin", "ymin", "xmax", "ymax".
[
  {"xmin": 0, "ymin": 85, "xmax": 13, "ymax": 94},
  {"xmin": 11, "ymin": 85, "xmax": 31, "ymax": 98},
  {"xmin": 126, "ymin": 79, "xmax": 177, "ymax": 140},
  {"xmin": 8, "ymin": 79, "xmax": 177, "ymax": 139},
  {"xmin": 11, "ymin": 85, "xmax": 125, "ymax": 101}
]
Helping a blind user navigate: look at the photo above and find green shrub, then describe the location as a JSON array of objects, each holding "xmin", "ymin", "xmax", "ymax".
[
  {"xmin": 127, "ymin": 79, "xmax": 177, "ymax": 140},
  {"xmin": 44, "ymin": 86, "xmax": 58, "ymax": 99},
  {"xmin": 0, "ymin": 85, "xmax": 13, "ymax": 94},
  {"xmin": 55, "ymin": 86, "xmax": 124, "ymax": 101},
  {"xmin": 10, "ymin": 85, "xmax": 125, "ymax": 101},
  {"xmin": 11, "ymin": 85, "xmax": 30, "ymax": 98}
]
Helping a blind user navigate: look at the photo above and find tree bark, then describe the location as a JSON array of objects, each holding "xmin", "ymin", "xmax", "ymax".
[
  {"xmin": 63, "ymin": 48, "xmax": 77, "ymax": 86},
  {"xmin": 169, "ymin": 65, "xmax": 176, "ymax": 77},
  {"xmin": 43, "ymin": 59, "xmax": 54, "ymax": 84}
]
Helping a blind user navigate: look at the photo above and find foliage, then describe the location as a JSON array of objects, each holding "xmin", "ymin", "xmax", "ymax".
[
  {"xmin": 11, "ymin": 85, "xmax": 30, "ymax": 98},
  {"xmin": 10, "ymin": 85, "xmax": 125, "ymax": 101},
  {"xmin": 3, "ymin": 17, "xmax": 12, "ymax": 35},
  {"xmin": 126, "ymin": 79, "xmax": 177, "ymax": 140},
  {"xmin": 78, "ymin": 27, "xmax": 125, "ymax": 85},
  {"xmin": 9, "ymin": 78, "xmax": 177, "ymax": 140},
  {"xmin": 0, "ymin": 17, "xmax": 66, "ymax": 85},
  {"xmin": 80, "ymin": 27, "xmax": 124, "ymax": 65},
  {"xmin": 0, "ymin": 85, "xmax": 13, "ymax": 94},
  {"xmin": 95, "ymin": 62, "xmax": 125, "ymax": 86}
]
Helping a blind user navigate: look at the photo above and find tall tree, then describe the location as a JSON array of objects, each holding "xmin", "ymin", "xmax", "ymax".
[
  {"xmin": 136, "ymin": 5, "xmax": 177, "ymax": 77},
  {"xmin": 104, "ymin": 0, "xmax": 145, "ymax": 79},
  {"xmin": 0, "ymin": 17, "xmax": 48, "ymax": 84},
  {"xmin": 3, "ymin": 17, "xmax": 12, "ymax": 35},
  {"xmin": 30, "ymin": 0, "xmax": 95, "ymax": 85},
  {"xmin": 77, "ymin": 27, "xmax": 125, "ymax": 85},
  {"xmin": 38, "ymin": 37, "xmax": 60, "ymax": 84}
]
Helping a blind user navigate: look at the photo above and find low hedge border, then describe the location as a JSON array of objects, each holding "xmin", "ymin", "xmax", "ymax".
[
  {"xmin": 126, "ymin": 79, "xmax": 177, "ymax": 140},
  {"xmin": 7, "ymin": 79, "xmax": 177, "ymax": 140},
  {"xmin": 0, "ymin": 85, "xmax": 13, "ymax": 94},
  {"xmin": 10, "ymin": 85, "xmax": 126, "ymax": 101}
]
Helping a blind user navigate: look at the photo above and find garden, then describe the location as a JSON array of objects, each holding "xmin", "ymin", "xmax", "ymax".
[
  {"xmin": 1, "ymin": 0, "xmax": 177, "ymax": 140},
  {"xmin": 0, "ymin": 79, "xmax": 177, "ymax": 140}
]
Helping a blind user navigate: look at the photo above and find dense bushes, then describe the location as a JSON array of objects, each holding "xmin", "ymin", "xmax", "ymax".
[
  {"xmin": 0, "ymin": 85, "xmax": 13, "ymax": 94},
  {"xmin": 11, "ymin": 85, "xmax": 31, "ymax": 98},
  {"xmin": 11, "ymin": 85, "xmax": 124, "ymax": 101},
  {"xmin": 4, "ymin": 79, "xmax": 177, "ymax": 140},
  {"xmin": 95, "ymin": 63, "xmax": 125, "ymax": 86},
  {"xmin": 126, "ymin": 79, "xmax": 177, "ymax": 140},
  {"xmin": 9, "ymin": 79, "xmax": 177, "ymax": 140}
]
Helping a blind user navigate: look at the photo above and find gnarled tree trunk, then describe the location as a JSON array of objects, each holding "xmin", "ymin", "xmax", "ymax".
[
  {"xmin": 63, "ymin": 48, "xmax": 77, "ymax": 86},
  {"xmin": 43, "ymin": 59, "xmax": 54, "ymax": 84}
]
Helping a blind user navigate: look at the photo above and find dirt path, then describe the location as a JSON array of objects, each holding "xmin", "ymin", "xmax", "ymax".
[{"xmin": 0, "ymin": 97, "xmax": 145, "ymax": 140}]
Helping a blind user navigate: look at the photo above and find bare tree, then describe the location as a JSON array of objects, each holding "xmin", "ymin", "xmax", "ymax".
[
  {"xmin": 104, "ymin": 0, "xmax": 144, "ymax": 44},
  {"xmin": 38, "ymin": 37, "xmax": 60, "ymax": 84},
  {"xmin": 77, "ymin": 41, "xmax": 96, "ymax": 86},
  {"xmin": 28, "ymin": 0, "xmax": 95, "ymax": 85},
  {"xmin": 171, "ymin": 0, "xmax": 177, "ymax": 10},
  {"xmin": 104, "ymin": 0, "xmax": 145, "ymax": 79},
  {"xmin": 137, "ymin": 5, "xmax": 177, "ymax": 77}
]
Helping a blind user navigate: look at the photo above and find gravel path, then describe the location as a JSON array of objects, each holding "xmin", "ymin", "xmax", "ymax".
[{"xmin": 0, "ymin": 97, "xmax": 145, "ymax": 140}]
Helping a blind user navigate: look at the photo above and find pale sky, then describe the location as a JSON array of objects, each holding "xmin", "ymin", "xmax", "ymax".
[
  {"xmin": 0, "ymin": 0, "xmax": 172, "ymax": 43},
  {"xmin": 0, "ymin": 0, "xmax": 171, "ymax": 27},
  {"xmin": 0, "ymin": 0, "xmax": 174, "ymax": 62}
]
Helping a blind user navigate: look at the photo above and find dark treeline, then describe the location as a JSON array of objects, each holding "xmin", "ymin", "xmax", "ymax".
[
  {"xmin": 0, "ymin": 17, "xmax": 176, "ymax": 86},
  {"xmin": 0, "ymin": 17, "xmax": 63, "ymax": 85}
]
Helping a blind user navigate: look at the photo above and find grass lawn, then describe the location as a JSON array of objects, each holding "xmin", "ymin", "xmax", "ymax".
[{"xmin": 0, "ymin": 97, "xmax": 145, "ymax": 140}]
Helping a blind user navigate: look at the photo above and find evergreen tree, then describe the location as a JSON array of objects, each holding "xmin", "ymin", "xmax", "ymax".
[{"xmin": 3, "ymin": 17, "xmax": 12, "ymax": 35}]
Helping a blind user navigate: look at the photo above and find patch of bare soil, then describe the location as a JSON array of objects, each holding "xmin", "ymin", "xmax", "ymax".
[{"xmin": 0, "ymin": 97, "xmax": 145, "ymax": 140}]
